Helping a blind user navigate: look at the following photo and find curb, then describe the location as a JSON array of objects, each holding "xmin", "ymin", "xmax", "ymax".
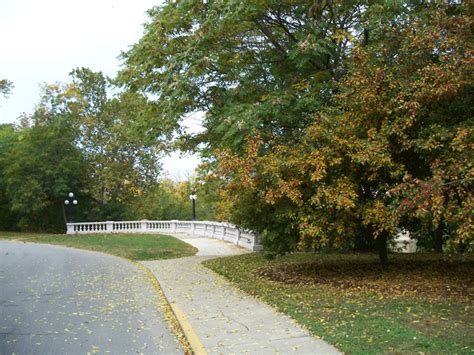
[
  {"xmin": 169, "ymin": 302, "xmax": 208, "ymax": 355},
  {"xmin": 136, "ymin": 262, "xmax": 207, "ymax": 355}
]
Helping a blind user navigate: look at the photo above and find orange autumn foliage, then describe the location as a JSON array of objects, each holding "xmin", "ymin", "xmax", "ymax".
[{"xmin": 215, "ymin": 3, "xmax": 473, "ymax": 255}]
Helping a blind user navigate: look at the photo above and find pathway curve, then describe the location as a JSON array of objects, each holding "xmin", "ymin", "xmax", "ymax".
[
  {"xmin": 142, "ymin": 234, "xmax": 340, "ymax": 354},
  {"xmin": 0, "ymin": 241, "xmax": 182, "ymax": 354}
]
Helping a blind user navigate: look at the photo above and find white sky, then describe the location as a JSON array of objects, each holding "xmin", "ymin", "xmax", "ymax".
[{"xmin": 0, "ymin": 0, "xmax": 201, "ymax": 179}]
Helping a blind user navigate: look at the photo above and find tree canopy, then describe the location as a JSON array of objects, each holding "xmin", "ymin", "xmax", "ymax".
[
  {"xmin": 119, "ymin": 0, "xmax": 473, "ymax": 261},
  {"xmin": 0, "ymin": 68, "xmax": 212, "ymax": 232}
]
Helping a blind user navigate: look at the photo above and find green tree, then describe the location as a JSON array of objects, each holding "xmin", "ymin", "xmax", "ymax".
[
  {"xmin": 0, "ymin": 124, "xmax": 19, "ymax": 230},
  {"xmin": 35, "ymin": 68, "xmax": 165, "ymax": 220},
  {"xmin": 129, "ymin": 179, "xmax": 189, "ymax": 220},
  {"xmin": 119, "ymin": 0, "xmax": 368, "ymax": 153},
  {"xmin": 2, "ymin": 120, "xmax": 87, "ymax": 232},
  {"xmin": 9, "ymin": 0, "xmax": 465, "ymax": 253},
  {"xmin": 117, "ymin": 0, "xmax": 378, "ymax": 252},
  {"xmin": 128, "ymin": 177, "xmax": 218, "ymax": 221}
]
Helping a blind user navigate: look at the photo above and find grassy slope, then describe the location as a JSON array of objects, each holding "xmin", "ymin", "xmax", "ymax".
[
  {"xmin": 0, "ymin": 231, "xmax": 197, "ymax": 260},
  {"xmin": 204, "ymin": 253, "xmax": 473, "ymax": 354}
]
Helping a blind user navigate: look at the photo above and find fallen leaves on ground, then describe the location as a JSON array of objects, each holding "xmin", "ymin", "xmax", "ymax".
[{"xmin": 253, "ymin": 254, "xmax": 473, "ymax": 301}]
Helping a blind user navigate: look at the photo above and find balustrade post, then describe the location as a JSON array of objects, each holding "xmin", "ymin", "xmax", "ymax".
[
  {"xmin": 254, "ymin": 233, "xmax": 260, "ymax": 247},
  {"xmin": 236, "ymin": 229, "xmax": 241, "ymax": 246},
  {"xmin": 66, "ymin": 223, "xmax": 75, "ymax": 235},
  {"xmin": 191, "ymin": 221, "xmax": 196, "ymax": 235},
  {"xmin": 106, "ymin": 221, "xmax": 114, "ymax": 233},
  {"xmin": 141, "ymin": 220, "xmax": 148, "ymax": 233}
]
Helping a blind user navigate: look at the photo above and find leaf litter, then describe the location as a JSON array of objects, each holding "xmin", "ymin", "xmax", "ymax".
[{"xmin": 253, "ymin": 254, "xmax": 473, "ymax": 301}]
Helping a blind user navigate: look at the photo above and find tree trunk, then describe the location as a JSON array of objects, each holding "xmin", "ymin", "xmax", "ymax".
[
  {"xmin": 378, "ymin": 232, "xmax": 388, "ymax": 265},
  {"xmin": 433, "ymin": 222, "xmax": 444, "ymax": 253}
]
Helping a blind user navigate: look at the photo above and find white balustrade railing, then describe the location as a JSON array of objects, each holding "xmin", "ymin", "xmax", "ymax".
[
  {"xmin": 66, "ymin": 220, "xmax": 262, "ymax": 251},
  {"xmin": 66, "ymin": 220, "xmax": 414, "ymax": 254}
]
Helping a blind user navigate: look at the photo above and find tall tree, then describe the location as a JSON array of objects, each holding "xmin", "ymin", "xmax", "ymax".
[
  {"xmin": 217, "ymin": 1, "xmax": 473, "ymax": 262},
  {"xmin": 117, "ymin": 0, "xmax": 376, "ymax": 253},
  {"xmin": 35, "ymin": 68, "xmax": 164, "ymax": 220},
  {"xmin": 119, "ymin": 0, "xmax": 367, "ymax": 154},
  {"xmin": 0, "ymin": 124, "xmax": 19, "ymax": 230},
  {"xmin": 117, "ymin": 1, "xmax": 473, "ymax": 262},
  {"xmin": 2, "ymin": 120, "xmax": 87, "ymax": 232}
]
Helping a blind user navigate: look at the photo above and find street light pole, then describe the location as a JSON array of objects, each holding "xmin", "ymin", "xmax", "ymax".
[
  {"xmin": 189, "ymin": 192, "xmax": 197, "ymax": 221},
  {"xmin": 64, "ymin": 192, "xmax": 78, "ymax": 223}
]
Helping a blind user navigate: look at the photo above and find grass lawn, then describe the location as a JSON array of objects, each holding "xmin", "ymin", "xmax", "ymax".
[
  {"xmin": 204, "ymin": 252, "xmax": 473, "ymax": 354},
  {"xmin": 0, "ymin": 231, "xmax": 197, "ymax": 260}
]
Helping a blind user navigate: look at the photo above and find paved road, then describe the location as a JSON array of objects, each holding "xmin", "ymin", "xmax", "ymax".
[{"xmin": 0, "ymin": 241, "xmax": 182, "ymax": 355}]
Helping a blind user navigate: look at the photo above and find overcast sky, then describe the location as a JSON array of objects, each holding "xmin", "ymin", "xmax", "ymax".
[{"xmin": 0, "ymin": 0, "xmax": 200, "ymax": 179}]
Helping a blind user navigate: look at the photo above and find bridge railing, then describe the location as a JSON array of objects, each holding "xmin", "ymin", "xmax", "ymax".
[{"xmin": 66, "ymin": 220, "xmax": 262, "ymax": 251}]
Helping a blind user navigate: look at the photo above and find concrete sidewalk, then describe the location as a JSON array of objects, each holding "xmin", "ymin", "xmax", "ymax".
[{"xmin": 142, "ymin": 235, "xmax": 340, "ymax": 354}]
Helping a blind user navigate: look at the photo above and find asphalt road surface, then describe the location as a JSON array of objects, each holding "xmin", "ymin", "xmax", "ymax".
[{"xmin": 0, "ymin": 241, "xmax": 182, "ymax": 354}]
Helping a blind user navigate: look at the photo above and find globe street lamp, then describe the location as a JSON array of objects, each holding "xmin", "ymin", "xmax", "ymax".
[
  {"xmin": 189, "ymin": 191, "xmax": 197, "ymax": 221},
  {"xmin": 64, "ymin": 192, "xmax": 78, "ymax": 223}
]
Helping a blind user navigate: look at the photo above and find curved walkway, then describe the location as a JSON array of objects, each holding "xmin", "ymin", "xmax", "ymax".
[
  {"xmin": 0, "ymin": 241, "xmax": 182, "ymax": 354},
  {"xmin": 143, "ymin": 234, "xmax": 340, "ymax": 354}
]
